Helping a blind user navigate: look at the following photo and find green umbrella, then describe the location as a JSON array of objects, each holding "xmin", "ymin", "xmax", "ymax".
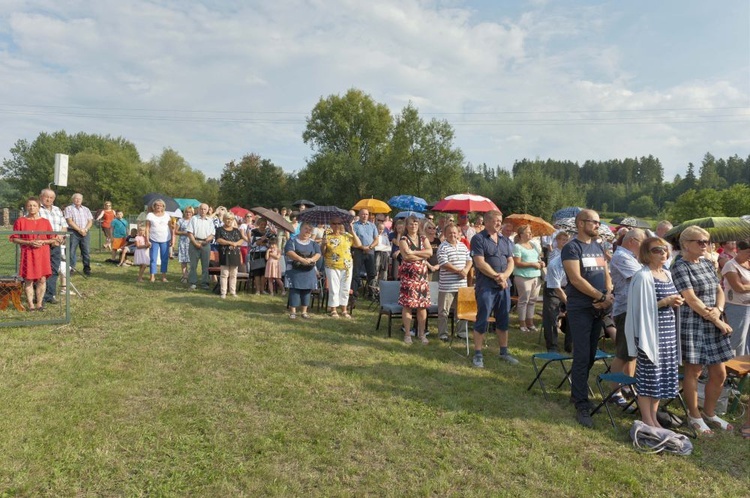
[{"xmin": 664, "ymin": 217, "xmax": 750, "ymax": 244}]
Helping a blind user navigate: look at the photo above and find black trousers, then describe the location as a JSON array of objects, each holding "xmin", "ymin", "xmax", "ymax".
[
  {"xmin": 352, "ymin": 248, "xmax": 376, "ymax": 293},
  {"xmin": 542, "ymin": 286, "xmax": 570, "ymax": 352}
]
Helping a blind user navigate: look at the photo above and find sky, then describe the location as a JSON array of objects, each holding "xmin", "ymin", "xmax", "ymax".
[{"xmin": 0, "ymin": 0, "xmax": 748, "ymax": 182}]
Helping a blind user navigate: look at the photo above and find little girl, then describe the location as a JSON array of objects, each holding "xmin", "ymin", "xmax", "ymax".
[
  {"xmin": 133, "ymin": 227, "xmax": 151, "ymax": 282},
  {"xmin": 265, "ymin": 243, "xmax": 285, "ymax": 295}
]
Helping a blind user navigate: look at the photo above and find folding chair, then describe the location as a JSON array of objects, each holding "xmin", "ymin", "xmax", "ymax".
[
  {"xmin": 527, "ymin": 351, "xmax": 574, "ymax": 400},
  {"xmin": 375, "ymin": 280, "xmax": 402, "ymax": 337},
  {"xmin": 450, "ymin": 286, "xmax": 494, "ymax": 357},
  {"xmin": 591, "ymin": 372, "xmax": 638, "ymax": 427},
  {"xmin": 724, "ymin": 355, "xmax": 750, "ymax": 414}
]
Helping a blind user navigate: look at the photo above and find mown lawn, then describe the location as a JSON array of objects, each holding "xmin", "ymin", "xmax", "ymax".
[{"xmin": 0, "ymin": 255, "xmax": 747, "ymax": 496}]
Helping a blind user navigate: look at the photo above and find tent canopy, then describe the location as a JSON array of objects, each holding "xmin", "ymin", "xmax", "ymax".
[{"xmin": 173, "ymin": 198, "xmax": 202, "ymax": 210}]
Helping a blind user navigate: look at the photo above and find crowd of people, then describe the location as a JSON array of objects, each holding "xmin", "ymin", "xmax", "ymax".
[{"xmin": 9, "ymin": 190, "xmax": 750, "ymax": 440}]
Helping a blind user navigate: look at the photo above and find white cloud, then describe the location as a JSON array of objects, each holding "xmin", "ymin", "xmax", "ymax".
[{"xmin": 0, "ymin": 0, "xmax": 746, "ymax": 183}]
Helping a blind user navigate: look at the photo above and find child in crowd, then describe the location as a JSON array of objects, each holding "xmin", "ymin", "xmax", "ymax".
[
  {"xmin": 118, "ymin": 228, "xmax": 138, "ymax": 266},
  {"xmin": 133, "ymin": 227, "xmax": 151, "ymax": 282},
  {"xmin": 265, "ymin": 241, "xmax": 285, "ymax": 295}
]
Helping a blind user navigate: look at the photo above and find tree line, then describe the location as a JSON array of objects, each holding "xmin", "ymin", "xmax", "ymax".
[{"xmin": 2, "ymin": 88, "xmax": 749, "ymax": 222}]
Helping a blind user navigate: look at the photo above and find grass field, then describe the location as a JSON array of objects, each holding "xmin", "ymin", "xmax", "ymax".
[{"xmin": 0, "ymin": 254, "xmax": 747, "ymax": 496}]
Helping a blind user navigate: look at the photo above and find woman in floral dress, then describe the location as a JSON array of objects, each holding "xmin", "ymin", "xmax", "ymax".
[{"xmin": 398, "ymin": 215, "xmax": 433, "ymax": 345}]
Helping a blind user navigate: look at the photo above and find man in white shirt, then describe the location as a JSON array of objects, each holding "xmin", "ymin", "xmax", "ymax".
[{"xmin": 187, "ymin": 203, "xmax": 215, "ymax": 290}]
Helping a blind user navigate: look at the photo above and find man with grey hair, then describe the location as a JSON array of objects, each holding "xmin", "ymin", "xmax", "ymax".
[
  {"xmin": 39, "ymin": 188, "xmax": 67, "ymax": 303},
  {"xmin": 655, "ymin": 220, "xmax": 674, "ymax": 266},
  {"xmin": 64, "ymin": 193, "xmax": 93, "ymax": 276},
  {"xmin": 186, "ymin": 203, "xmax": 215, "ymax": 290},
  {"xmin": 608, "ymin": 228, "xmax": 646, "ymax": 406}
]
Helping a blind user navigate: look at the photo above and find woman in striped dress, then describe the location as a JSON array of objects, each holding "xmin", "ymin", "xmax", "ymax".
[{"xmin": 625, "ymin": 237, "xmax": 684, "ymax": 428}]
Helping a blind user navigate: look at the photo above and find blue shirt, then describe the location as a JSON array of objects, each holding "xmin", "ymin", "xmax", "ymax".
[
  {"xmin": 610, "ymin": 245, "xmax": 642, "ymax": 316},
  {"xmin": 545, "ymin": 255, "xmax": 567, "ymax": 290},
  {"xmin": 353, "ymin": 220, "xmax": 378, "ymax": 247},
  {"xmin": 561, "ymin": 238, "xmax": 607, "ymax": 311},
  {"xmin": 470, "ymin": 230, "xmax": 514, "ymax": 291}
]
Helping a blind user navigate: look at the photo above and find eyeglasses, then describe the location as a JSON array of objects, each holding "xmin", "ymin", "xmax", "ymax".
[
  {"xmin": 581, "ymin": 219, "xmax": 601, "ymax": 225},
  {"xmin": 649, "ymin": 246, "xmax": 669, "ymax": 254},
  {"xmin": 688, "ymin": 239, "xmax": 710, "ymax": 246}
]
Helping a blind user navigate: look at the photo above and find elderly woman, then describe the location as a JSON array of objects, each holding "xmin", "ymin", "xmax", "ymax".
[
  {"xmin": 672, "ymin": 226, "xmax": 734, "ymax": 434},
  {"xmin": 215, "ymin": 212, "xmax": 246, "ymax": 298},
  {"xmin": 513, "ymin": 224, "xmax": 544, "ymax": 332},
  {"xmin": 721, "ymin": 239, "xmax": 750, "ymax": 356},
  {"xmin": 398, "ymin": 215, "xmax": 433, "ymax": 344},
  {"xmin": 321, "ymin": 216, "xmax": 362, "ymax": 318},
  {"xmin": 10, "ymin": 197, "xmax": 54, "ymax": 311},
  {"xmin": 625, "ymin": 237, "xmax": 684, "ymax": 428},
  {"xmin": 285, "ymin": 222, "xmax": 321, "ymax": 319},
  {"xmin": 175, "ymin": 206, "xmax": 194, "ymax": 283},
  {"xmin": 145, "ymin": 198, "xmax": 172, "ymax": 282}
]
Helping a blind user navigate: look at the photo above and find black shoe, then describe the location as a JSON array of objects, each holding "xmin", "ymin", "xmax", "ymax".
[
  {"xmin": 576, "ymin": 407, "xmax": 594, "ymax": 428},
  {"xmin": 44, "ymin": 297, "xmax": 59, "ymax": 305},
  {"xmin": 84, "ymin": 270, "xmax": 92, "ymax": 276}
]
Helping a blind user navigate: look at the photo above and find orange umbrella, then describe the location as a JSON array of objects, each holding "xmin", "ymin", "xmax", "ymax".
[
  {"xmin": 504, "ymin": 214, "xmax": 555, "ymax": 236},
  {"xmin": 352, "ymin": 198, "xmax": 390, "ymax": 214}
]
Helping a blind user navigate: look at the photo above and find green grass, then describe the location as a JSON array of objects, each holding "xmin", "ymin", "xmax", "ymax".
[{"xmin": 0, "ymin": 254, "xmax": 747, "ymax": 496}]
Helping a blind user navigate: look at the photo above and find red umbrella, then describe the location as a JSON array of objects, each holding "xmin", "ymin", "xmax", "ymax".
[
  {"xmin": 229, "ymin": 206, "xmax": 250, "ymax": 218},
  {"xmin": 432, "ymin": 193, "xmax": 499, "ymax": 213}
]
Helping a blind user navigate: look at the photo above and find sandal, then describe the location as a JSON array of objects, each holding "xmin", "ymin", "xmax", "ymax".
[
  {"xmin": 328, "ymin": 310, "xmax": 339, "ymax": 318},
  {"xmin": 419, "ymin": 335, "xmax": 429, "ymax": 345},
  {"xmin": 688, "ymin": 415, "xmax": 714, "ymax": 436},
  {"xmin": 301, "ymin": 313, "xmax": 310, "ymax": 319},
  {"xmin": 289, "ymin": 313, "xmax": 297, "ymax": 320},
  {"xmin": 341, "ymin": 312, "xmax": 352, "ymax": 319},
  {"xmin": 703, "ymin": 413, "xmax": 734, "ymax": 431},
  {"xmin": 404, "ymin": 335, "xmax": 413, "ymax": 345}
]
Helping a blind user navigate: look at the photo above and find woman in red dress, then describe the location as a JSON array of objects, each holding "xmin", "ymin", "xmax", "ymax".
[{"xmin": 10, "ymin": 197, "xmax": 54, "ymax": 311}]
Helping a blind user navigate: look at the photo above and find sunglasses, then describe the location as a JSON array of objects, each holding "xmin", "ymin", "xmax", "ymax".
[
  {"xmin": 688, "ymin": 239, "xmax": 710, "ymax": 246},
  {"xmin": 649, "ymin": 246, "xmax": 669, "ymax": 254}
]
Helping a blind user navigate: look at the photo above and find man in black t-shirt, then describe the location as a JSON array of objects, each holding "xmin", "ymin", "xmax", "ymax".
[{"xmin": 561, "ymin": 209, "xmax": 614, "ymax": 428}]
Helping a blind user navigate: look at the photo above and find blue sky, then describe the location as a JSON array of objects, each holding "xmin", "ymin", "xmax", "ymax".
[{"xmin": 0, "ymin": 0, "xmax": 747, "ymax": 182}]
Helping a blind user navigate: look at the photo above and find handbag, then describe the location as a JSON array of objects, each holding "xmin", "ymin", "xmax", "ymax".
[
  {"xmin": 248, "ymin": 252, "xmax": 266, "ymax": 271},
  {"xmin": 291, "ymin": 250, "xmax": 315, "ymax": 271}
]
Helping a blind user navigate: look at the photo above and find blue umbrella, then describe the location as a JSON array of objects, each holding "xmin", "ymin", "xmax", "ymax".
[
  {"xmin": 552, "ymin": 206, "xmax": 583, "ymax": 222},
  {"xmin": 388, "ymin": 195, "xmax": 428, "ymax": 212},
  {"xmin": 394, "ymin": 211, "xmax": 425, "ymax": 219}
]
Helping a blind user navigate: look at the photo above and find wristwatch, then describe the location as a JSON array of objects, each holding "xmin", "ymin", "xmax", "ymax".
[{"xmin": 594, "ymin": 291, "xmax": 607, "ymax": 304}]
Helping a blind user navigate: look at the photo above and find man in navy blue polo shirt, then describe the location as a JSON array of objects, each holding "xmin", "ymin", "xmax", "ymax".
[
  {"xmin": 470, "ymin": 210, "xmax": 519, "ymax": 368},
  {"xmin": 561, "ymin": 209, "xmax": 614, "ymax": 428}
]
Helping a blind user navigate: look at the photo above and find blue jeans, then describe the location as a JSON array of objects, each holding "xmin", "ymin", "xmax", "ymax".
[
  {"xmin": 567, "ymin": 307, "xmax": 603, "ymax": 409},
  {"xmin": 149, "ymin": 240, "xmax": 170, "ymax": 275},
  {"xmin": 289, "ymin": 288, "xmax": 312, "ymax": 308},
  {"xmin": 44, "ymin": 244, "xmax": 62, "ymax": 301},
  {"xmin": 474, "ymin": 285, "xmax": 510, "ymax": 333},
  {"xmin": 68, "ymin": 230, "xmax": 90, "ymax": 273}
]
